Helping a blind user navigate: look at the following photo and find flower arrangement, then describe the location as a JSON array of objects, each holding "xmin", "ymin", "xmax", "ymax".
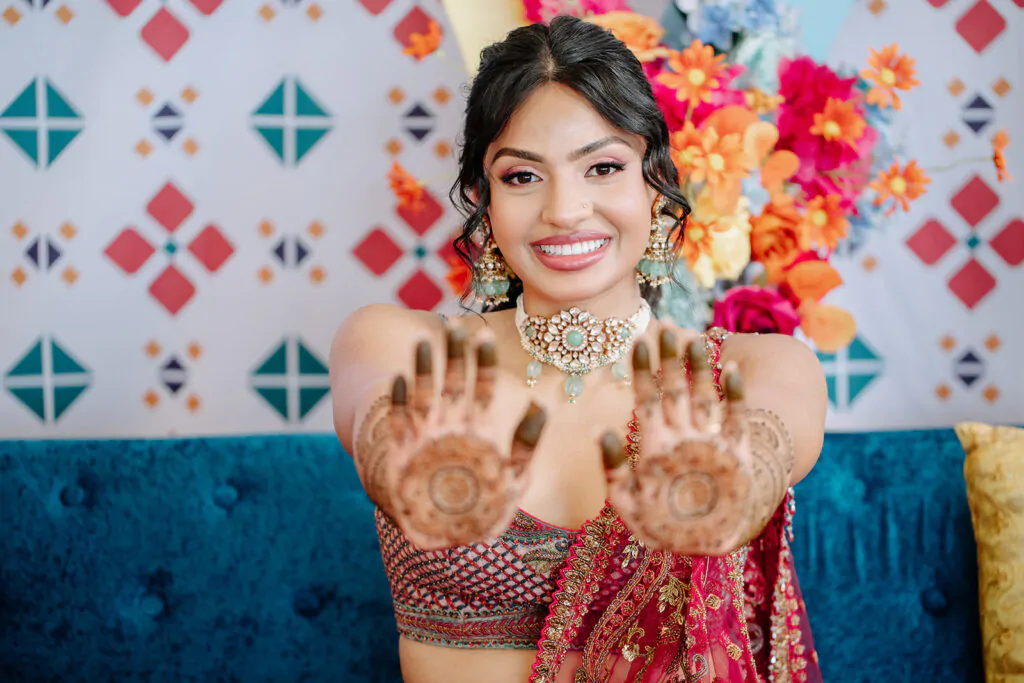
[{"xmin": 428, "ymin": 0, "xmax": 1010, "ymax": 350}]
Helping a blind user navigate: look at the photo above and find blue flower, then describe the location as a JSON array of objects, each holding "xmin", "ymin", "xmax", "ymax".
[
  {"xmin": 736, "ymin": 0, "xmax": 781, "ymax": 34},
  {"xmin": 690, "ymin": 5, "xmax": 737, "ymax": 50}
]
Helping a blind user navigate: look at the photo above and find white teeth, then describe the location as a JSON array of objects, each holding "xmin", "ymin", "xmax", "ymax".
[{"xmin": 538, "ymin": 239, "xmax": 608, "ymax": 257}]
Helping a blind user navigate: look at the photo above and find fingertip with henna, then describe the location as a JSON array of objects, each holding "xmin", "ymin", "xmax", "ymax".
[
  {"xmin": 513, "ymin": 402, "xmax": 547, "ymax": 447},
  {"xmin": 415, "ymin": 341, "xmax": 432, "ymax": 375},
  {"xmin": 632, "ymin": 341, "xmax": 651, "ymax": 371},
  {"xmin": 600, "ymin": 431, "xmax": 627, "ymax": 470}
]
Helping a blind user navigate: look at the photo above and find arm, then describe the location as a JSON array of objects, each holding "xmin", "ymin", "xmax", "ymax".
[
  {"xmin": 329, "ymin": 303, "xmax": 445, "ymax": 516},
  {"xmin": 720, "ymin": 332, "xmax": 827, "ymax": 542}
]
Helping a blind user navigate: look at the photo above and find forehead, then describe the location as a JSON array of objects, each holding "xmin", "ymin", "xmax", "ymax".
[{"xmin": 487, "ymin": 82, "xmax": 642, "ymax": 158}]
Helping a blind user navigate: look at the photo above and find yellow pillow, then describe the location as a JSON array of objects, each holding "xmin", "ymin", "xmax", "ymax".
[{"xmin": 956, "ymin": 422, "xmax": 1024, "ymax": 682}]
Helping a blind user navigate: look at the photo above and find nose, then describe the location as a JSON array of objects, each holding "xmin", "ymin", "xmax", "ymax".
[{"xmin": 540, "ymin": 178, "xmax": 592, "ymax": 230}]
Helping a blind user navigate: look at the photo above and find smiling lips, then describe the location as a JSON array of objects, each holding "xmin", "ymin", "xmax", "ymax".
[{"xmin": 530, "ymin": 232, "xmax": 612, "ymax": 272}]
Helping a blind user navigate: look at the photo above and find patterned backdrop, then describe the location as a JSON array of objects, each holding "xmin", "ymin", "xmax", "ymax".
[{"xmin": 0, "ymin": 0, "xmax": 1020, "ymax": 440}]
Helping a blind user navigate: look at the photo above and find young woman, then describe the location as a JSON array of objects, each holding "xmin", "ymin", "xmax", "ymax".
[{"xmin": 331, "ymin": 15, "xmax": 826, "ymax": 683}]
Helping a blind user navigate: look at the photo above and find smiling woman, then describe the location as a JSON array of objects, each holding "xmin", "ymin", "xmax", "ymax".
[{"xmin": 331, "ymin": 14, "xmax": 826, "ymax": 683}]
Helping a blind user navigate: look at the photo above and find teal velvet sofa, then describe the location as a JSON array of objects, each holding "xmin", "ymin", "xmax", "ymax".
[{"xmin": 0, "ymin": 429, "xmax": 983, "ymax": 682}]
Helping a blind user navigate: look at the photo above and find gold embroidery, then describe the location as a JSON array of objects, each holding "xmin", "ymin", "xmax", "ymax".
[
  {"xmin": 726, "ymin": 642, "xmax": 743, "ymax": 660},
  {"xmin": 621, "ymin": 624, "xmax": 645, "ymax": 661},
  {"xmin": 622, "ymin": 534, "xmax": 641, "ymax": 569},
  {"xmin": 705, "ymin": 593, "xmax": 722, "ymax": 610},
  {"xmin": 658, "ymin": 575, "xmax": 688, "ymax": 612}
]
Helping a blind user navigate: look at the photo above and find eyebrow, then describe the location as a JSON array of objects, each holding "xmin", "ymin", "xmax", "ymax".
[{"xmin": 489, "ymin": 135, "xmax": 632, "ymax": 166}]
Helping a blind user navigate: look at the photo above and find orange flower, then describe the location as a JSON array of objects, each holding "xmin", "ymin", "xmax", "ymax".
[
  {"xmin": 800, "ymin": 194, "xmax": 849, "ymax": 251},
  {"xmin": 404, "ymin": 21, "xmax": 442, "ymax": 61},
  {"xmin": 681, "ymin": 219, "xmax": 714, "ymax": 270},
  {"xmin": 860, "ymin": 44, "xmax": 920, "ymax": 111},
  {"xmin": 750, "ymin": 195, "xmax": 810, "ymax": 283},
  {"xmin": 655, "ymin": 40, "xmax": 727, "ymax": 109},
  {"xmin": 670, "ymin": 121, "xmax": 704, "ymax": 179},
  {"xmin": 869, "ymin": 159, "xmax": 931, "ymax": 215},
  {"xmin": 587, "ymin": 12, "xmax": 670, "ymax": 63},
  {"xmin": 798, "ymin": 300, "xmax": 856, "ymax": 353},
  {"xmin": 810, "ymin": 98, "xmax": 866, "ymax": 147},
  {"xmin": 993, "ymin": 129, "xmax": 1012, "ymax": 183},
  {"xmin": 690, "ymin": 127, "xmax": 748, "ymax": 209},
  {"xmin": 784, "ymin": 260, "xmax": 843, "ymax": 302},
  {"xmin": 387, "ymin": 161, "xmax": 425, "ymax": 212},
  {"xmin": 445, "ymin": 256, "xmax": 471, "ymax": 296}
]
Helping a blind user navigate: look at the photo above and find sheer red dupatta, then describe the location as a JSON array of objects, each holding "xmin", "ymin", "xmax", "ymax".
[{"xmin": 528, "ymin": 334, "xmax": 822, "ymax": 683}]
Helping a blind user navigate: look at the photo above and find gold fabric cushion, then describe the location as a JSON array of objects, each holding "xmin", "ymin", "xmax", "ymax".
[{"xmin": 956, "ymin": 422, "xmax": 1024, "ymax": 682}]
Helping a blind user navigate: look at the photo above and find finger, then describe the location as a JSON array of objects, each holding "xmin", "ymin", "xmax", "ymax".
[
  {"xmin": 601, "ymin": 431, "xmax": 638, "ymax": 520},
  {"xmin": 687, "ymin": 339, "xmax": 722, "ymax": 434},
  {"xmin": 600, "ymin": 431, "xmax": 628, "ymax": 471},
  {"xmin": 390, "ymin": 375, "xmax": 413, "ymax": 443},
  {"xmin": 412, "ymin": 340, "xmax": 434, "ymax": 421},
  {"xmin": 657, "ymin": 328, "xmax": 688, "ymax": 429},
  {"xmin": 721, "ymin": 362, "xmax": 749, "ymax": 447},
  {"xmin": 472, "ymin": 341, "xmax": 497, "ymax": 414},
  {"xmin": 632, "ymin": 341, "xmax": 663, "ymax": 425},
  {"xmin": 510, "ymin": 402, "xmax": 546, "ymax": 478},
  {"xmin": 443, "ymin": 328, "xmax": 468, "ymax": 407}
]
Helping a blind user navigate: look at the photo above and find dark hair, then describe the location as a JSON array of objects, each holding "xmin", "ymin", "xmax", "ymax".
[{"xmin": 448, "ymin": 14, "xmax": 689, "ymax": 312}]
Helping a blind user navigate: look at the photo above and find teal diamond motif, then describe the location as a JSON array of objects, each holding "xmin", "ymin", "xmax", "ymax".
[
  {"xmin": 0, "ymin": 78, "xmax": 83, "ymax": 168},
  {"xmin": 250, "ymin": 337, "xmax": 330, "ymax": 422},
  {"xmin": 966, "ymin": 234, "xmax": 981, "ymax": 250},
  {"xmin": 164, "ymin": 240, "xmax": 178, "ymax": 255},
  {"xmin": 4, "ymin": 337, "xmax": 91, "ymax": 423},
  {"xmin": 251, "ymin": 77, "xmax": 332, "ymax": 167},
  {"xmin": 816, "ymin": 335, "xmax": 884, "ymax": 411}
]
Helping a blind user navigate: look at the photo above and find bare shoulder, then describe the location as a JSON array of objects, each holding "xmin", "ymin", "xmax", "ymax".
[
  {"xmin": 330, "ymin": 303, "xmax": 440, "ymax": 370},
  {"xmin": 723, "ymin": 332, "xmax": 824, "ymax": 383}
]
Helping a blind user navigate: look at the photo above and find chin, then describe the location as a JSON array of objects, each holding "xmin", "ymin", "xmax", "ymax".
[{"xmin": 524, "ymin": 266, "xmax": 631, "ymax": 306}]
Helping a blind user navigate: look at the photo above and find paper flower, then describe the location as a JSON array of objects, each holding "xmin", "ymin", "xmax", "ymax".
[
  {"xmin": 800, "ymin": 193, "xmax": 849, "ymax": 251},
  {"xmin": 712, "ymin": 286, "xmax": 800, "ymax": 335},
  {"xmin": 992, "ymin": 130, "xmax": 1012, "ymax": 183},
  {"xmin": 869, "ymin": 159, "xmax": 930, "ymax": 215},
  {"xmin": 403, "ymin": 21, "xmax": 442, "ymax": 61},
  {"xmin": 586, "ymin": 11, "xmax": 671, "ymax": 62},
  {"xmin": 810, "ymin": 98, "xmax": 867, "ymax": 147},
  {"xmin": 860, "ymin": 44, "xmax": 920, "ymax": 111},
  {"xmin": 656, "ymin": 40, "xmax": 728, "ymax": 109},
  {"xmin": 387, "ymin": 161, "xmax": 425, "ymax": 212},
  {"xmin": 445, "ymin": 255, "xmax": 472, "ymax": 296},
  {"xmin": 749, "ymin": 194, "xmax": 808, "ymax": 282}
]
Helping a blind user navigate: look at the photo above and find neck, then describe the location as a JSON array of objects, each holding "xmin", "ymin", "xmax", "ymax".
[{"xmin": 519, "ymin": 282, "xmax": 647, "ymax": 320}]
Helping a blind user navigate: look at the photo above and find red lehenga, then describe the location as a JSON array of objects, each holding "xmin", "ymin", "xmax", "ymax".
[{"xmin": 374, "ymin": 332, "xmax": 822, "ymax": 683}]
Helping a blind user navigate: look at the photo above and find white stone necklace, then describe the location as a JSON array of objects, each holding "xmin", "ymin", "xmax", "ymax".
[{"xmin": 514, "ymin": 294, "xmax": 652, "ymax": 404}]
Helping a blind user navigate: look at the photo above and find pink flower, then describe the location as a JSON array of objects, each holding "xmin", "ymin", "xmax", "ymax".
[
  {"xmin": 652, "ymin": 64, "xmax": 746, "ymax": 131},
  {"xmin": 712, "ymin": 286, "xmax": 800, "ymax": 336},
  {"xmin": 524, "ymin": 0, "xmax": 628, "ymax": 22}
]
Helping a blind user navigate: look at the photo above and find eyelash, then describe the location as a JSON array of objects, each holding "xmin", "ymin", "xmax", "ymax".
[{"xmin": 500, "ymin": 162, "xmax": 626, "ymax": 186}]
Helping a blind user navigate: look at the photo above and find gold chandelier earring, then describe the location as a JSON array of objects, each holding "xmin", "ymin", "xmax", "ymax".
[
  {"xmin": 635, "ymin": 195, "xmax": 675, "ymax": 288},
  {"xmin": 471, "ymin": 215, "xmax": 515, "ymax": 307}
]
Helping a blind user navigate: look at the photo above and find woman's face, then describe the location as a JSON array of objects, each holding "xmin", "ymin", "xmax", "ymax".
[{"xmin": 484, "ymin": 83, "xmax": 657, "ymax": 307}]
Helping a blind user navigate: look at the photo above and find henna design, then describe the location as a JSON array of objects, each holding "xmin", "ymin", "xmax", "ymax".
[
  {"xmin": 354, "ymin": 395, "xmax": 398, "ymax": 515},
  {"xmin": 743, "ymin": 408, "xmax": 794, "ymax": 535},
  {"xmin": 394, "ymin": 433, "xmax": 514, "ymax": 545}
]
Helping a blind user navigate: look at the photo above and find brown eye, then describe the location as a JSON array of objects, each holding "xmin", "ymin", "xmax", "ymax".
[
  {"xmin": 587, "ymin": 162, "xmax": 625, "ymax": 177},
  {"xmin": 502, "ymin": 171, "xmax": 539, "ymax": 186}
]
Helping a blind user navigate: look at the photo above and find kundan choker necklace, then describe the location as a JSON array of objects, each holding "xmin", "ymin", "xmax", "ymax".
[{"xmin": 514, "ymin": 294, "xmax": 652, "ymax": 404}]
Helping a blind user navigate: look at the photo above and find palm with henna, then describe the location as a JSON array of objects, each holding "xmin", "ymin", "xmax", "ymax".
[
  {"xmin": 601, "ymin": 328, "xmax": 794, "ymax": 557},
  {"xmin": 360, "ymin": 327, "xmax": 548, "ymax": 550}
]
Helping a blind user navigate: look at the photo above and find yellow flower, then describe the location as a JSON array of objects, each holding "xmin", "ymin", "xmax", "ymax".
[
  {"xmin": 655, "ymin": 40, "xmax": 727, "ymax": 108},
  {"xmin": 860, "ymin": 44, "xmax": 920, "ymax": 111},
  {"xmin": 810, "ymin": 98, "xmax": 866, "ymax": 147}
]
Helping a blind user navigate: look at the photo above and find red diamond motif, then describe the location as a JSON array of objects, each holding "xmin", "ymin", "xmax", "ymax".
[
  {"xmin": 397, "ymin": 188, "xmax": 444, "ymax": 236},
  {"xmin": 950, "ymin": 175, "xmax": 999, "ymax": 228},
  {"xmin": 188, "ymin": 225, "xmax": 234, "ymax": 272},
  {"xmin": 147, "ymin": 182, "xmax": 194, "ymax": 233},
  {"xmin": 1013, "ymin": 0, "xmax": 1024, "ymax": 7},
  {"xmin": 907, "ymin": 220, "xmax": 957, "ymax": 265},
  {"xmin": 394, "ymin": 6, "xmax": 435, "ymax": 52},
  {"xmin": 105, "ymin": 228, "xmax": 155, "ymax": 274},
  {"xmin": 150, "ymin": 264, "xmax": 196, "ymax": 315},
  {"xmin": 927, "ymin": 0, "xmax": 950, "ymax": 6},
  {"xmin": 948, "ymin": 258, "xmax": 996, "ymax": 309},
  {"xmin": 353, "ymin": 228, "xmax": 403, "ymax": 276},
  {"xmin": 989, "ymin": 219, "xmax": 1024, "ymax": 266},
  {"xmin": 359, "ymin": 0, "xmax": 393, "ymax": 15},
  {"xmin": 955, "ymin": 0, "xmax": 1005, "ymax": 54},
  {"xmin": 436, "ymin": 233, "xmax": 460, "ymax": 265},
  {"xmin": 141, "ymin": 8, "xmax": 190, "ymax": 62},
  {"xmin": 398, "ymin": 269, "xmax": 444, "ymax": 311},
  {"xmin": 186, "ymin": 0, "xmax": 224, "ymax": 15},
  {"xmin": 106, "ymin": 0, "xmax": 143, "ymax": 17}
]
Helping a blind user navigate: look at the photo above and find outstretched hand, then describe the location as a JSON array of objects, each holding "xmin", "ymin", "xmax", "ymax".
[
  {"xmin": 385, "ymin": 328, "xmax": 548, "ymax": 550},
  {"xmin": 601, "ymin": 327, "xmax": 778, "ymax": 556}
]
